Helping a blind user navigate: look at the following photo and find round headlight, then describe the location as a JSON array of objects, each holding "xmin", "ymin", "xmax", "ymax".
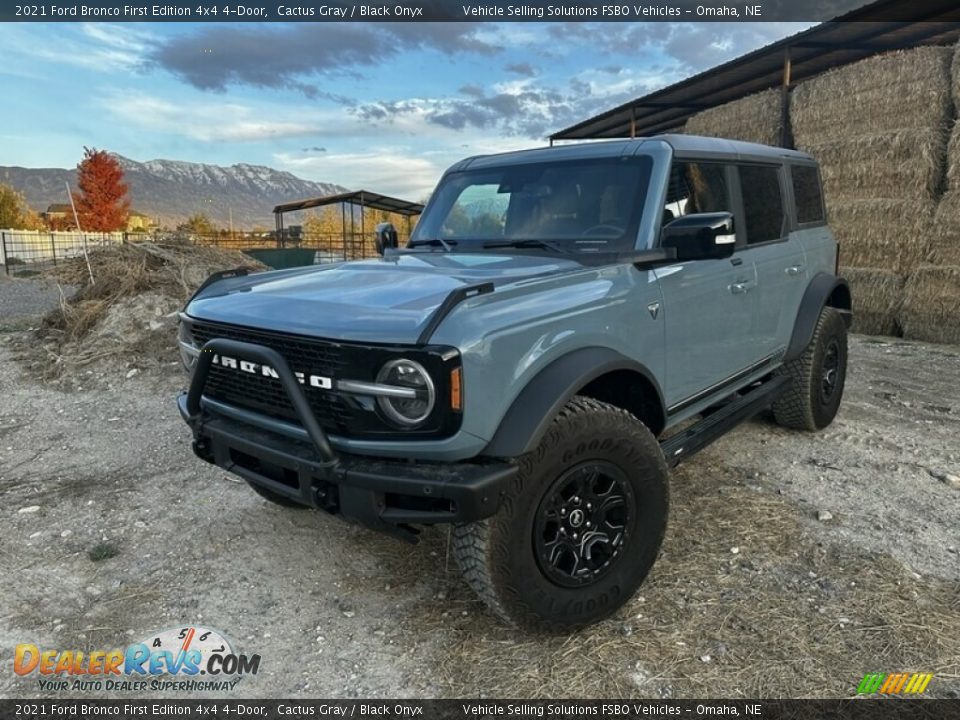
[
  {"xmin": 177, "ymin": 319, "xmax": 199, "ymax": 373},
  {"xmin": 375, "ymin": 359, "xmax": 435, "ymax": 427}
]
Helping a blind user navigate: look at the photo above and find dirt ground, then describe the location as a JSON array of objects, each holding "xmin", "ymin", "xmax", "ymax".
[{"xmin": 0, "ymin": 276, "xmax": 958, "ymax": 699}]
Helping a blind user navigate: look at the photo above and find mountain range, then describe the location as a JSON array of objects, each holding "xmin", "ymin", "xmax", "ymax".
[{"xmin": 0, "ymin": 155, "xmax": 346, "ymax": 229}]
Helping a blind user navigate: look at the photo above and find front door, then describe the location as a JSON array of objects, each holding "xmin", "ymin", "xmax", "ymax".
[{"xmin": 656, "ymin": 161, "xmax": 759, "ymax": 410}]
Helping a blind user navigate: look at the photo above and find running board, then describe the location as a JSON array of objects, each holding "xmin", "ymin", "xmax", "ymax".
[{"xmin": 660, "ymin": 375, "xmax": 789, "ymax": 468}]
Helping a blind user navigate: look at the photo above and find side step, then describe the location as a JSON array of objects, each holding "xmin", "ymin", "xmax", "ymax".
[{"xmin": 660, "ymin": 375, "xmax": 790, "ymax": 468}]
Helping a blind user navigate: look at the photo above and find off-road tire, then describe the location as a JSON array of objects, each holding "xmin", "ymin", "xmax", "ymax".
[
  {"xmin": 453, "ymin": 396, "xmax": 669, "ymax": 632},
  {"xmin": 773, "ymin": 306, "xmax": 847, "ymax": 431},
  {"xmin": 246, "ymin": 481, "xmax": 308, "ymax": 509}
]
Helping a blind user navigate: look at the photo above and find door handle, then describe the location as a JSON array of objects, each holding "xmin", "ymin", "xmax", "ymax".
[{"xmin": 785, "ymin": 265, "xmax": 804, "ymax": 276}]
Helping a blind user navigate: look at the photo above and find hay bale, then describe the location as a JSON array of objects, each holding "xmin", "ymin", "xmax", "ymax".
[
  {"xmin": 830, "ymin": 199, "xmax": 933, "ymax": 274},
  {"xmin": 685, "ymin": 88, "xmax": 782, "ymax": 146},
  {"xmin": 804, "ymin": 128, "xmax": 945, "ymax": 202},
  {"xmin": 792, "ymin": 46, "xmax": 953, "ymax": 138},
  {"xmin": 930, "ymin": 190, "xmax": 960, "ymax": 265},
  {"xmin": 947, "ymin": 120, "xmax": 960, "ymax": 191},
  {"xmin": 841, "ymin": 268, "xmax": 904, "ymax": 336},
  {"xmin": 900, "ymin": 265, "xmax": 960, "ymax": 344}
]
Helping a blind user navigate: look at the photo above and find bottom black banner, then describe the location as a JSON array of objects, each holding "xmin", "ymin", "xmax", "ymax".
[{"xmin": 2, "ymin": 700, "xmax": 959, "ymax": 720}]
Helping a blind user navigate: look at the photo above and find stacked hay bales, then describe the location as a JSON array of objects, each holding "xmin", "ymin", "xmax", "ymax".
[
  {"xmin": 902, "ymin": 43, "xmax": 960, "ymax": 343},
  {"xmin": 791, "ymin": 45, "xmax": 954, "ymax": 337},
  {"xmin": 685, "ymin": 88, "xmax": 782, "ymax": 146},
  {"xmin": 901, "ymin": 267, "xmax": 960, "ymax": 344}
]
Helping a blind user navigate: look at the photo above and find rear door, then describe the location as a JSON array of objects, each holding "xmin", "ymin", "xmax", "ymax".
[
  {"xmin": 655, "ymin": 161, "xmax": 759, "ymax": 409},
  {"xmin": 733, "ymin": 163, "xmax": 808, "ymax": 359}
]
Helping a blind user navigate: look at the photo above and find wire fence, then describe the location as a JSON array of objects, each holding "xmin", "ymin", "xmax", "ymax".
[{"xmin": 0, "ymin": 228, "xmax": 413, "ymax": 275}]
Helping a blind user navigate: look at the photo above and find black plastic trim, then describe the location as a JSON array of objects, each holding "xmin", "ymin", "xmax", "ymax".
[
  {"xmin": 667, "ymin": 351, "xmax": 780, "ymax": 416},
  {"xmin": 416, "ymin": 282, "xmax": 494, "ymax": 345},
  {"xmin": 483, "ymin": 347, "xmax": 666, "ymax": 458},
  {"xmin": 784, "ymin": 273, "xmax": 852, "ymax": 363},
  {"xmin": 187, "ymin": 268, "xmax": 249, "ymax": 304},
  {"xmin": 661, "ymin": 375, "xmax": 789, "ymax": 468}
]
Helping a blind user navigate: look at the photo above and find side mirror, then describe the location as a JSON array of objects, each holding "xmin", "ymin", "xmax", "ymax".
[
  {"xmin": 661, "ymin": 212, "xmax": 736, "ymax": 261},
  {"xmin": 374, "ymin": 222, "xmax": 398, "ymax": 255}
]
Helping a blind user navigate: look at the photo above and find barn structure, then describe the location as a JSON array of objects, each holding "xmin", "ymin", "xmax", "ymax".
[{"xmin": 551, "ymin": 0, "xmax": 960, "ymax": 344}]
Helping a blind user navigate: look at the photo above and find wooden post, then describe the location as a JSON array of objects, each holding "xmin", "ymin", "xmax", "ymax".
[
  {"xmin": 780, "ymin": 47, "xmax": 793, "ymax": 148},
  {"xmin": 630, "ymin": 106, "xmax": 637, "ymax": 139}
]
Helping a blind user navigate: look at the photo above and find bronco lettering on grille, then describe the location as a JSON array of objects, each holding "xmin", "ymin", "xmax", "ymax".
[{"xmin": 212, "ymin": 354, "xmax": 333, "ymax": 390}]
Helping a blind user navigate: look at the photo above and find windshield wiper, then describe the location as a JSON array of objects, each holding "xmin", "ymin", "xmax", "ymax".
[
  {"xmin": 408, "ymin": 238, "xmax": 456, "ymax": 251},
  {"xmin": 482, "ymin": 239, "xmax": 567, "ymax": 253}
]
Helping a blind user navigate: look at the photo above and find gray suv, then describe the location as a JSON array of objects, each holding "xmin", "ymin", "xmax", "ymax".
[{"xmin": 177, "ymin": 135, "xmax": 851, "ymax": 631}]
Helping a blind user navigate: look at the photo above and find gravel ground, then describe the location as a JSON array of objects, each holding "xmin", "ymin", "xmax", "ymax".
[
  {"xmin": 0, "ymin": 314, "xmax": 958, "ymax": 698},
  {"xmin": 0, "ymin": 272, "xmax": 75, "ymax": 329}
]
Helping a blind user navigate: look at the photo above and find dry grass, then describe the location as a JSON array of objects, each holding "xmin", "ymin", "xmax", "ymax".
[
  {"xmin": 791, "ymin": 46, "xmax": 953, "ymax": 138},
  {"xmin": 900, "ymin": 265, "xmax": 960, "ymax": 344},
  {"xmin": 840, "ymin": 268, "xmax": 905, "ymax": 337},
  {"xmin": 806, "ymin": 128, "xmax": 946, "ymax": 202},
  {"xmin": 426, "ymin": 456, "xmax": 960, "ymax": 698},
  {"xmin": 685, "ymin": 89, "xmax": 783, "ymax": 146},
  {"xmin": 32, "ymin": 239, "xmax": 265, "ymax": 376},
  {"xmin": 931, "ymin": 191, "xmax": 960, "ymax": 265},
  {"xmin": 829, "ymin": 199, "xmax": 934, "ymax": 275},
  {"xmin": 953, "ymin": 41, "xmax": 960, "ymax": 104}
]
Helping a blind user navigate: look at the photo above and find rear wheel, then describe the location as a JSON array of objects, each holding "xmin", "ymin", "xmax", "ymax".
[
  {"xmin": 453, "ymin": 396, "xmax": 669, "ymax": 631},
  {"xmin": 773, "ymin": 306, "xmax": 848, "ymax": 431}
]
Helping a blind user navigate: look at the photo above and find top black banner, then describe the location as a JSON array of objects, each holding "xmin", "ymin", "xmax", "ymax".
[{"xmin": 4, "ymin": 0, "xmax": 960, "ymax": 23}]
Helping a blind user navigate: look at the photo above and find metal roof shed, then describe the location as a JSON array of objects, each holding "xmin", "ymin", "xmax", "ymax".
[{"xmin": 550, "ymin": 0, "xmax": 960, "ymax": 146}]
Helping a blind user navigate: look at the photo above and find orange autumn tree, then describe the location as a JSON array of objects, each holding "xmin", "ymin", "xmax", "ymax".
[{"xmin": 73, "ymin": 147, "xmax": 130, "ymax": 231}]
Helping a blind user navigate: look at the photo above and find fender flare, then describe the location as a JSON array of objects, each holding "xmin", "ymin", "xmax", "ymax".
[
  {"xmin": 482, "ymin": 347, "xmax": 666, "ymax": 458},
  {"xmin": 784, "ymin": 273, "xmax": 852, "ymax": 363}
]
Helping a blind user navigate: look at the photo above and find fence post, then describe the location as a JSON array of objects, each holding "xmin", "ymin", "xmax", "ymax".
[
  {"xmin": 50, "ymin": 232, "xmax": 57, "ymax": 267},
  {"xmin": 1, "ymin": 232, "xmax": 7, "ymax": 275}
]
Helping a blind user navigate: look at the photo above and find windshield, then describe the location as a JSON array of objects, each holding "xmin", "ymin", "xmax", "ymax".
[{"xmin": 410, "ymin": 155, "xmax": 653, "ymax": 253}]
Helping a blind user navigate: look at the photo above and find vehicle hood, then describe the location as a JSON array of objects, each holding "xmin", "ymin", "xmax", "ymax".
[{"xmin": 185, "ymin": 252, "xmax": 585, "ymax": 344}]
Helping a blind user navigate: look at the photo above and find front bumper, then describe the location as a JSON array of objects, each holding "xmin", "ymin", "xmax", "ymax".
[{"xmin": 179, "ymin": 338, "xmax": 516, "ymax": 541}]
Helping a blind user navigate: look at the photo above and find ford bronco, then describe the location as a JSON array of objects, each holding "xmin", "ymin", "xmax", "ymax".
[{"xmin": 177, "ymin": 135, "xmax": 851, "ymax": 630}]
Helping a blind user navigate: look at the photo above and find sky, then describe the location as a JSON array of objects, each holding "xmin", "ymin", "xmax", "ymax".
[{"xmin": 1, "ymin": 21, "xmax": 814, "ymax": 199}]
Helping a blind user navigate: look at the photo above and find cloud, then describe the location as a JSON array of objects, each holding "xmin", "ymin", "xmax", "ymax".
[
  {"xmin": 150, "ymin": 23, "xmax": 500, "ymax": 95},
  {"xmin": 103, "ymin": 91, "xmax": 354, "ymax": 142},
  {"xmin": 274, "ymin": 150, "xmax": 445, "ymax": 200},
  {"xmin": 505, "ymin": 62, "xmax": 538, "ymax": 77}
]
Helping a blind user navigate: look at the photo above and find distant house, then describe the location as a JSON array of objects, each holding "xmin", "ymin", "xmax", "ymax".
[
  {"xmin": 126, "ymin": 211, "xmax": 156, "ymax": 232},
  {"xmin": 42, "ymin": 203, "xmax": 72, "ymax": 225}
]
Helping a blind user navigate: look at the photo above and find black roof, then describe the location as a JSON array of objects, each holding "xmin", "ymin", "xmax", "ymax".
[
  {"xmin": 273, "ymin": 190, "xmax": 424, "ymax": 217},
  {"xmin": 551, "ymin": 0, "xmax": 960, "ymax": 141}
]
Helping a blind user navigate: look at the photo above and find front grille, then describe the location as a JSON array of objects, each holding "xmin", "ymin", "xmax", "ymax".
[{"xmin": 191, "ymin": 322, "xmax": 355, "ymax": 434}]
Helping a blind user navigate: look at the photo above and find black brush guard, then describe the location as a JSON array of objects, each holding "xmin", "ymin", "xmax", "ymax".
[{"xmin": 179, "ymin": 338, "xmax": 516, "ymax": 542}]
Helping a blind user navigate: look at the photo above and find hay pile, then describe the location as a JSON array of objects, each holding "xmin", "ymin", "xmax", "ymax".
[
  {"xmin": 842, "ymin": 268, "xmax": 905, "ymax": 336},
  {"xmin": 792, "ymin": 45, "xmax": 954, "ymax": 338},
  {"xmin": 830, "ymin": 199, "xmax": 934, "ymax": 274},
  {"xmin": 900, "ymin": 266, "xmax": 960, "ymax": 345},
  {"xmin": 684, "ymin": 88, "xmax": 783, "ymax": 146},
  {"xmin": 32, "ymin": 240, "xmax": 265, "ymax": 379}
]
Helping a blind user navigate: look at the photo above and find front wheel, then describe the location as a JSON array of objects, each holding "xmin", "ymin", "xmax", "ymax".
[
  {"xmin": 453, "ymin": 397, "xmax": 669, "ymax": 632},
  {"xmin": 773, "ymin": 306, "xmax": 848, "ymax": 431}
]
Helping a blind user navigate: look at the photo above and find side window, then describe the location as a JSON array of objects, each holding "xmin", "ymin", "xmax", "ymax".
[
  {"xmin": 791, "ymin": 164, "xmax": 825, "ymax": 224},
  {"xmin": 738, "ymin": 165, "xmax": 785, "ymax": 244},
  {"xmin": 663, "ymin": 162, "xmax": 731, "ymax": 226}
]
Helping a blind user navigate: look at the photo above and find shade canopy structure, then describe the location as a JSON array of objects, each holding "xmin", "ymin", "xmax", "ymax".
[
  {"xmin": 550, "ymin": 0, "xmax": 960, "ymax": 144},
  {"xmin": 273, "ymin": 190, "xmax": 424, "ymax": 218}
]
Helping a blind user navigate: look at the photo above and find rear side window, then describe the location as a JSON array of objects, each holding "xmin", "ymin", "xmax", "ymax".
[
  {"xmin": 738, "ymin": 165, "xmax": 785, "ymax": 245},
  {"xmin": 791, "ymin": 165, "xmax": 825, "ymax": 224},
  {"xmin": 663, "ymin": 162, "xmax": 732, "ymax": 225}
]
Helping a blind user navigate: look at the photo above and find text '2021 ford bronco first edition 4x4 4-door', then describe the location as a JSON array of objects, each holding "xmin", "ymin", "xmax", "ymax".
[{"xmin": 177, "ymin": 135, "xmax": 852, "ymax": 631}]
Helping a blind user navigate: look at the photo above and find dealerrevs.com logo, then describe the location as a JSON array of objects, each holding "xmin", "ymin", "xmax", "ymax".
[{"xmin": 14, "ymin": 626, "xmax": 260, "ymax": 693}]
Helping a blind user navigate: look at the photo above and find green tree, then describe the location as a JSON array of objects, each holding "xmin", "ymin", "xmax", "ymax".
[{"xmin": 177, "ymin": 213, "xmax": 215, "ymax": 236}]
